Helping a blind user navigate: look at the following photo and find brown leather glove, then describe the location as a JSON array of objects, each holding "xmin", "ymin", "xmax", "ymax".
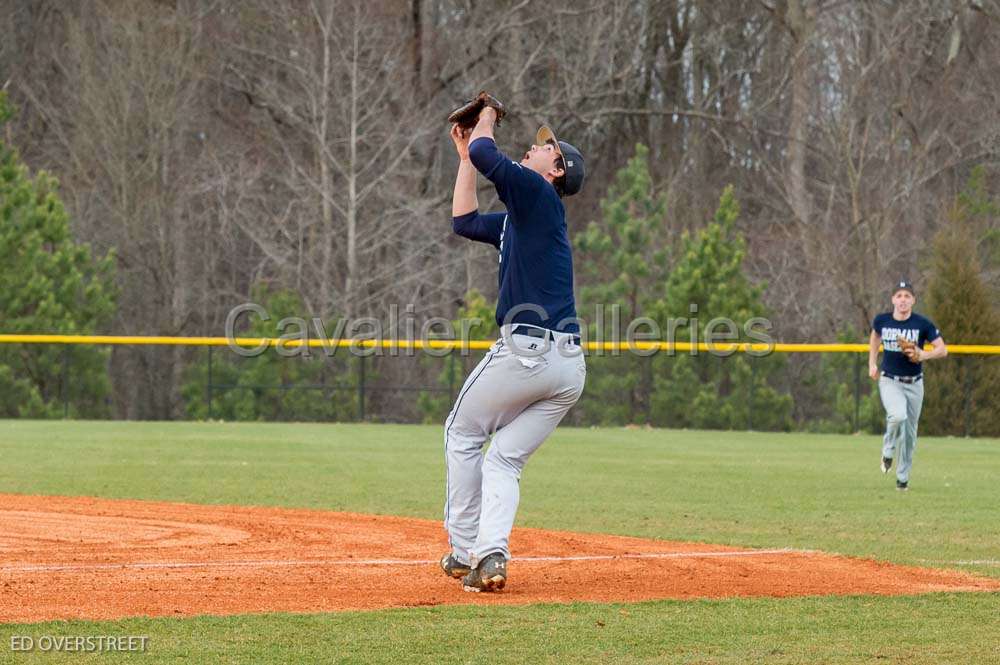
[
  {"xmin": 447, "ymin": 91, "xmax": 507, "ymax": 130},
  {"xmin": 898, "ymin": 337, "xmax": 920, "ymax": 363}
]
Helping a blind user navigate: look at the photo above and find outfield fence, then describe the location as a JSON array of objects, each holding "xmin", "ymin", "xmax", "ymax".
[{"xmin": 1, "ymin": 334, "xmax": 998, "ymax": 434}]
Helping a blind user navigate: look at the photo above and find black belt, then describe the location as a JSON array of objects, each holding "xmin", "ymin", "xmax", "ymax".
[
  {"xmin": 511, "ymin": 325, "xmax": 581, "ymax": 346},
  {"xmin": 882, "ymin": 372, "xmax": 923, "ymax": 384}
]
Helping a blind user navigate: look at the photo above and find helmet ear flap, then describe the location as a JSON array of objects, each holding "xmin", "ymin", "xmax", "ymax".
[{"xmin": 556, "ymin": 140, "xmax": 585, "ymax": 196}]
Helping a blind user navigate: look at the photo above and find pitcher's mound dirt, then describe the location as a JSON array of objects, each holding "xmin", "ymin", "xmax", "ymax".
[{"xmin": 0, "ymin": 494, "xmax": 996, "ymax": 623}]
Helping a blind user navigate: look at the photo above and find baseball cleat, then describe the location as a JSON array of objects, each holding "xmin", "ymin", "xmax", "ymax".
[
  {"xmin": 440, "ymin": 553, "xmax": 472, "ymax": 579},
  {"xmin": 881, "ymin": 457, "xmax": 892, "ymax": 474},
  {"xmin": 461, "ymin": 552, "xmax": 507, "ymax": 592},
  {"xmin": 896, "ymin": 480, "xmax": 908, "ymax": 491}
]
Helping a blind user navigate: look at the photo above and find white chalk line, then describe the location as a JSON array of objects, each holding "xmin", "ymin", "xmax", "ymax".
[
  {"xmin": 0, "ymin": 548, "xmax": 810, "ymax": 574},
  {"xmin": 918, "ymin": 559, "xmax": 1000, "ymax": 567}
]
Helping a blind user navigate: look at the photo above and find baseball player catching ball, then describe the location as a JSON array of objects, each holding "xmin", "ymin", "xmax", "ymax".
[
  {"xmin": 869, "ymin": 280, "xmax": 947, "ymax": 491},
  {"xmin": 440, "ymin": 99, "xmax": 587, "ymax": 591}
]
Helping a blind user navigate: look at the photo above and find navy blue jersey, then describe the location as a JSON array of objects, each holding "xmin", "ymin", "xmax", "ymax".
[
  {"xmin": 452, "ymin": 137, "xmax": 579, "ymax": 334},
  {"xmin": 872, "ymin": 312, "xmax": 941, "ymax": 376}
]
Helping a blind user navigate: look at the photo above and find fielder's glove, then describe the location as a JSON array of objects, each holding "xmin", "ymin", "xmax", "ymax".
[
  {"xmin": 898, "ymin": 337, "xmax": 920, "ymax": 362},
  {"xmin": 447, "ymin": 91, "xmax": 507, "ymax": 130}
]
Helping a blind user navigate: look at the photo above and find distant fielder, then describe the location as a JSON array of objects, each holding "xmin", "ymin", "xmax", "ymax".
[
  {"xmin": 440, "ymin": 93, "xmax": 587, "ymax": 591},
  {"xmin": 868, "ymin": 280, "xmax": 947, "ymax": 491}
]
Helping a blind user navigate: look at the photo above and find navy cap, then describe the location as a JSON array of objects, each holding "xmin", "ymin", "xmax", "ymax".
[
  {"xmin": 892, "ymin": 280, "xmax": 915, "ymax": 296},
  {"xmin": 536, "ymin": 125, "xmax": 585, "ymax": 196}
]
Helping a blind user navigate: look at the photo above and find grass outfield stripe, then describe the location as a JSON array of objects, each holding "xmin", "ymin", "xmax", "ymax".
[{"xmin": 0, "ymin": 548, "xmax": 808, "ymax": 573}]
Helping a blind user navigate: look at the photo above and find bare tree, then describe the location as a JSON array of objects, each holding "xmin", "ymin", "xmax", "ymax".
[{"xmin": 12, "ymin": 0, "xmax": 223, "ymax": 417}]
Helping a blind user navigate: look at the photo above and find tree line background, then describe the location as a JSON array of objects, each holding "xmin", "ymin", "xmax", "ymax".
[{"xmin": 1, "ymin": 0, "xmax": 998, "ymax": 433}]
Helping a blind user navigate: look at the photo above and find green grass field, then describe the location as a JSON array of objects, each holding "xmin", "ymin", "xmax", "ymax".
[{"xmin": 0, "ymin": 420, "xmax": 998, "ymax": 664}]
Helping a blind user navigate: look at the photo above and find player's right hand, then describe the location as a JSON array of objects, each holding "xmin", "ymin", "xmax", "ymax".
[
  {"xmin": 450, "ymin": 123, "xmax": 470, "ymax": 160},
  {"xmin": 868, "ymin": 363, "xmax": 879, "ymax": 380}
]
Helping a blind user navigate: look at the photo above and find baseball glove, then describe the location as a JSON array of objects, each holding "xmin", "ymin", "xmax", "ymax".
[
  {"xmin": 447, "ymin": 91, "xmax": 507, "ymax": 130},
  {"xmin": 897, "ymin": 337, "xmax": 920, "ymax": 362}
]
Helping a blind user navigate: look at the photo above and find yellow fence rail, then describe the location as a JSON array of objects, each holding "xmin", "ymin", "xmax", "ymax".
[
  {"xmin": 0, "ymin": 334, "xmax": 998, "ymax": 354},
  {"xmin": 2, "ymin": 334, "xmax": 995, "ymax": 430}
]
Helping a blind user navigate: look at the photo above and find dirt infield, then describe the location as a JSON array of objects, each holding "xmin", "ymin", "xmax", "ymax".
[{"xmin": 1, "ymin": 494, "xmax": 997, "ymax": 623}]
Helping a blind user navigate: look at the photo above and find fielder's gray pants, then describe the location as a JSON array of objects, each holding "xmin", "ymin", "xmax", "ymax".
[
  {"xmin": 444, "ymin": 328, "xmax": 586, "ymax": 566},
  {"xmin": 878, "ymin": 375, "xmax": 924, "ymax": 484}
]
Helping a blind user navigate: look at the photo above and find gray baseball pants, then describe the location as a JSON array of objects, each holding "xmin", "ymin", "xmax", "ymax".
[
  {"xmin": 878, "ymin": 375, "xmax": 924, "ymax": 484},
  {"xmin": 444, "ymin": 327, "xmax": 586, "ymax": 566}
]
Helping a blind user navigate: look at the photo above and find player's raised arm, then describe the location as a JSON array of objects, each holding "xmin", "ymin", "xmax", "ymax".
[
  {"xmin": 451, "ymin": 124, "xmax": 477, "ymax": 217},
  {"xmin": 469, "ymin": 105, "xmax": 497, "ymax": 145},
  {"xmin": 467, "ymin": 106, "xmax": 506, "ymax": 179},
  {"xmin": 449, "ymin": 122, "xmax": 503, "ymax": 247}
]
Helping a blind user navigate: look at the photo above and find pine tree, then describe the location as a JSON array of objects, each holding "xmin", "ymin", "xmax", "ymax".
[
  {"xmin": 923, "ymin": 174, "xmax": 1000, "ymax": 436},
  {"xmin": 573, "ymin": 144, "xmax": 669, "ymax": 424},
  {"xmin": 649, "ymin": 186, "xmax": 792, "ymax": 430},
  {"xmin": 0, "ymin": 92, "xmax": 116, "ymax": 417}
]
